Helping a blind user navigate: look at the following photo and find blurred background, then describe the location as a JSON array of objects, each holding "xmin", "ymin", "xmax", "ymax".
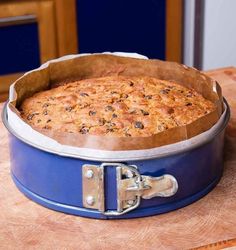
[{"xmin": 0, "ymin": 0, "xmax": 235, "ymax": 101}]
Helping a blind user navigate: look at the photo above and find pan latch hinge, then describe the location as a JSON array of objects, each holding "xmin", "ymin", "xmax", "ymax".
[{"xmin": 82, "ymin": 163, "xmax": 178, "ymax": 216}]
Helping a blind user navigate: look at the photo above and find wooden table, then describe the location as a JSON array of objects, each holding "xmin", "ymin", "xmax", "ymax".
[{"xmin": 1, "ymin": 67, "xmax": 236, "ymax": 250}]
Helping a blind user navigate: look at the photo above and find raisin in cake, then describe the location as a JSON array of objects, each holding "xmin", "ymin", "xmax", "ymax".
[{"xmin": 20, "ymin": 76, "xmax": 215, "ymax": 137}]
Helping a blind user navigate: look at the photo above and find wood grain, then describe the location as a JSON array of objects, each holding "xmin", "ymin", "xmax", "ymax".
[
  {"xmin": 54, "ymin": 0, "xmax": 78, "ymax": 56},
  {"xmin": 0, "ymin": 1, "xmax": 57, "ymax": 63},
  {"xmin": 0, "ymin": 0, "xmax": 78, "ymax": 101},
  {"xmin": 207, "ymin": 67, "xmax": 236, "ymax": 138},
  {"xmin": 0, "ymin": 93, "xmax": 9, "ymax": 103},
  {"xmin": 37, "ymin": 0, "xmax": 57, "ymax": 63},
  {"xmin": 166, "ymin": 0, "xmax": 183, "ymax": 62},
  {"xmin": 0, "ymin": 72, "xmax": 23, "ymax": 102},
  {"xmin": 0, "ymin": 68, "xmax": 236, "ymax": 250},
  {"xmin": 191, "ymin": 238, "xmax": 236, "ymax": 250},
  {"xmin": 0, "ymin": 0, "xmax": 57, "ymax": 102}
]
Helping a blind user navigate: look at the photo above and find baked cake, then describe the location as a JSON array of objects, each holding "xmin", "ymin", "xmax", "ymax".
[{"xmin": 20, "ymin": 76, "xmax": 215, "ymax": 137}]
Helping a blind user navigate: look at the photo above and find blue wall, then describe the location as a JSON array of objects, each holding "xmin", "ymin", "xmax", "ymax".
[
  {"xmin": 0, "ymin": 23, "xmax": 40, "ymax": 75},
  {"xmin": 0, "ymin": 1, "xmax": 166, "ymax": 76},
  {"xmin": 76, "ymin": 0, "xmax": 166, "ymax": 59}
]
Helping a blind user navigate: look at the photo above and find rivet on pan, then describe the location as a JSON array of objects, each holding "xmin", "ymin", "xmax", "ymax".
[
  {"xmin": 127, "ymin": 200, "xmax": 136, "ymax": 206},
  {"xmin": 85, "ymin": 169, "xmax": 94, "ymax": 179},
  {"xmin": 126, "ymin": 170, "xmax": 134, "ymax": 178},
  {"xmin": 86, "ymin": 196, "xmax": 95, "ymax": 206}
]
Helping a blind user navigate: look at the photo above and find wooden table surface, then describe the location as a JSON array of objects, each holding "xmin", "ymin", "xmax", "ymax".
[{"xmin": 1, "ymin": 67, "xmax": 236, "ymax": 250}]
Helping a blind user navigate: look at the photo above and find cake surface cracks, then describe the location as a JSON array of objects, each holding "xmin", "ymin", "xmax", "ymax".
[{"xmin": 20, "ymin": 76, "xmax": 215, "ymax": 137}]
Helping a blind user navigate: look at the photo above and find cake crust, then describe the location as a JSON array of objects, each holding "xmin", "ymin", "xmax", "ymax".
[{"xmin": 20, "ymin": 76, "xmax": 215, "ymax": 137}]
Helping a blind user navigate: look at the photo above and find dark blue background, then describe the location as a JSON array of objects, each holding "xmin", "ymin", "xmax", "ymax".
[
  {"xmin": 0, "ymin": 1, "xmax": 166, "ymax": 76},
  {"xmin": 0, "ymin": 23, "xmax": 40, "ymax": 75},
  {"xmin": 76, "ymin": 0, "xmax": 166, "ymax": 59}
]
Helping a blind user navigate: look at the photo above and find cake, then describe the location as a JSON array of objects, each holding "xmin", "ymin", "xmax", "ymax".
[{"xmin": 20, "ymin": 76, "xmax": 215, "ymax": 137}]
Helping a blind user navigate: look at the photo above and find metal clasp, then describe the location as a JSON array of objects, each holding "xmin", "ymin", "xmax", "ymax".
[{"xmin": 82, "ymin": 163, "xmax": 178, "ymax": 216}]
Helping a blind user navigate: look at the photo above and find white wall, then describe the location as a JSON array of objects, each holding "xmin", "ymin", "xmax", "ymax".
[
  {"xmin": 183, "ymin": 0, "xmax": 195, "ymax": 67},
  {"xmin": 202, "ymin": 0, "xmax": 236, "ymax": 70}
]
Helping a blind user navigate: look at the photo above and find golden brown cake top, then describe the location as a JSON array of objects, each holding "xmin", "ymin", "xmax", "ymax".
[{"xmin": 20, "ymin": 76, "xmax": 215, "ymax": 137}]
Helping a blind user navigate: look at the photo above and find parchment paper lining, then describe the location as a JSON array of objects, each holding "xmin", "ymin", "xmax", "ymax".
[
  {"xmin": 7, "ymin": 52, "xmax": 223, "ymax": 151},
  {"xmin": 6, "ymin": 102, "xmax": 227, "ymax": 161}
]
